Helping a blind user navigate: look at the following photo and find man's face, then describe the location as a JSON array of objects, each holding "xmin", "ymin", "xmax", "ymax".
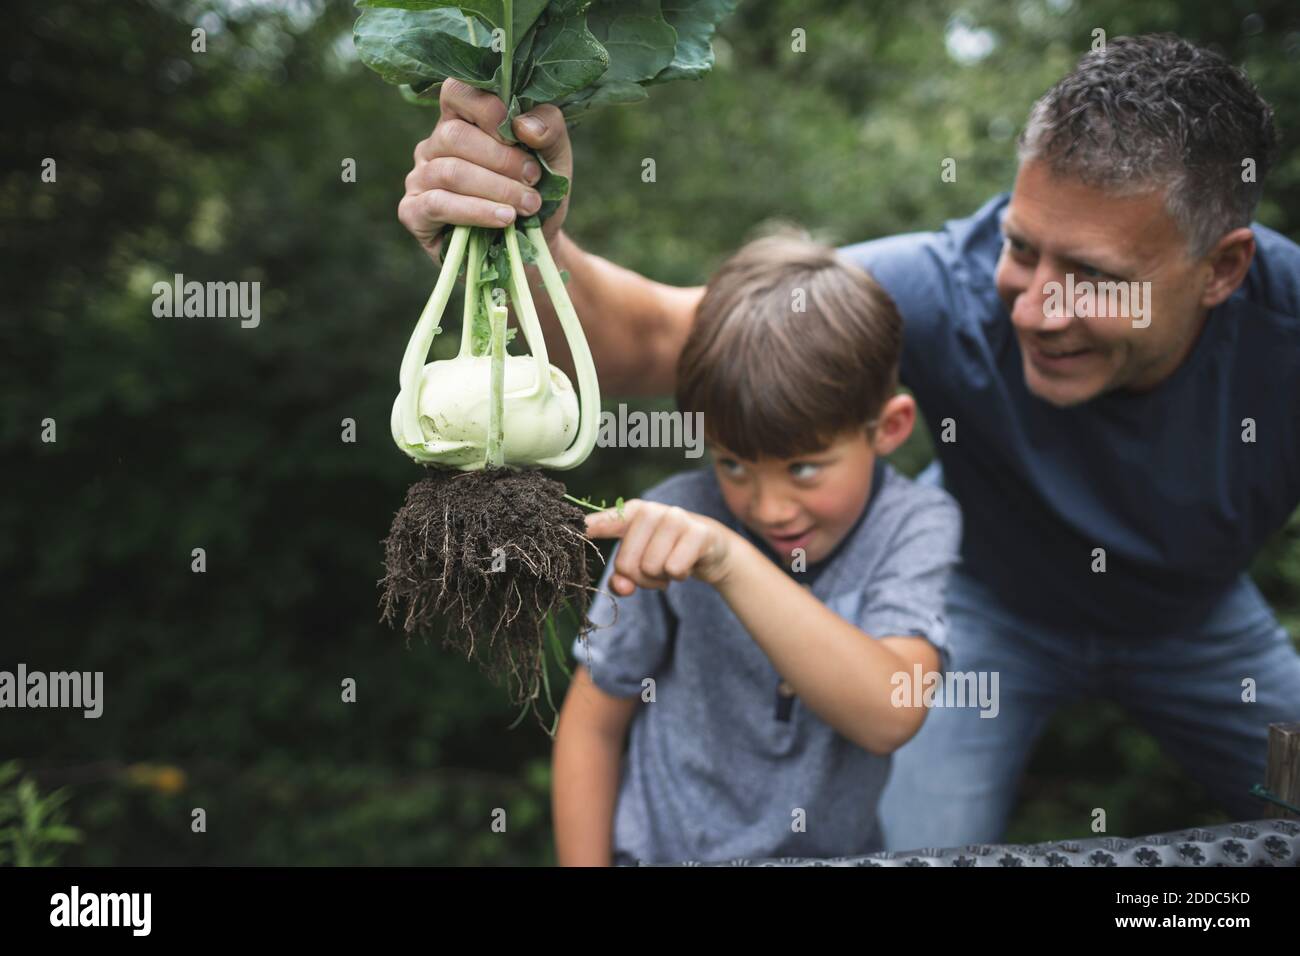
[
  {"xmin": 711, "ymin": 428, "xmax": 876, "ymax": 565},
  {"xmin": 995, "ymin": 159, "xmax": 1211, "ymax": 406}
]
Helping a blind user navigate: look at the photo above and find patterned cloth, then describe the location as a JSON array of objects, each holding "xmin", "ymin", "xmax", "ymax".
[{"xmin": 640, "ymin": 818, "xmax": 1300, "ymax": 866}]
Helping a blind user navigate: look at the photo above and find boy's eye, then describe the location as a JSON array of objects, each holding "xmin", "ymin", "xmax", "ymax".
[
  {"xmin": 1005, "ymin": 236, "xmax": 1031, "ymax": 256},
  {"xmin": 789, "ymin": 462, "xmax": 821, "ymax": 480},
  {"xmin": 717, "ymin": 458, "xmax": 746, "ymax": 477}
]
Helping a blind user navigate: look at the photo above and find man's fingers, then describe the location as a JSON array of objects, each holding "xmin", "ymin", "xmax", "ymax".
[
  {"xmin": 398, "ymin": 190, "xmax": 518, "ymax": 238},
  {"xmin": 406, "ymin": 156, "xmax": 541, "ymax": 216},
  {"xmin": 512, "ymin": 104, "xmax": 573, "ymax": 178},
  {"xmin": 438, "ymin": 79, "xmax": 509, "ymax": 137},
  {"xmin": 416, "ymin": 118, "xmax": 541, "ymax": 186}
]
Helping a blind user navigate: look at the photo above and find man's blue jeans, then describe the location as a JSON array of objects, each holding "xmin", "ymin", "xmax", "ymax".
[{"xmin": 878, "ymin": 465, "xmax": 1300, "ymax": 851}]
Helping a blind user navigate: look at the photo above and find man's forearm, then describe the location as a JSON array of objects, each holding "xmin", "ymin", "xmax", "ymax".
[{"xmin": 525, "ymin": 229, "xmax": 702, "ymax": 397}]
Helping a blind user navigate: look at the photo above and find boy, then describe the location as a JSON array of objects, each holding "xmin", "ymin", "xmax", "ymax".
[{"xmin": 552, "ymin": 231, "xmax": 961, "ymax": 865}]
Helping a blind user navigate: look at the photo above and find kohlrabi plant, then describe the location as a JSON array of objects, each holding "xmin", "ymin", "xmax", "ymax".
[{"xmin": 355, "ymin": 0, "xmax": 734, "ymax": 730}]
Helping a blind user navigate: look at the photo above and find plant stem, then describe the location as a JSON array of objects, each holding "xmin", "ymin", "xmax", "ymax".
[
  {"xmin": 529, "ymin": 224, "xmax": 601, "ymax": 470},
  {"xmin": 504, "ymin": 223, "xmax": 552, "ymax": 397},
  {"xmin": 398, "ymin": 224, "xmax": 469, "ymax": 447},
  {"xmin": 458, "ymin": 228, "xmax": 482, "ymax": 358},
  {"xmin": 485, "ymin": 292, "xmax": 507, "ymax": 469},
  {"xmin": 562, "ymin": 493, "xmax": 605, "ymax": 512},
  {"xmin": 500, "ymin": 0, "xmax": 513, "ymax": 106}
]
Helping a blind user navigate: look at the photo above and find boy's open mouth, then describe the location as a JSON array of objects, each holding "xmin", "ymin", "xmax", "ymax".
[{"xmin": 763, "ymin": 527, "xmax": 815, "ymax": 552}]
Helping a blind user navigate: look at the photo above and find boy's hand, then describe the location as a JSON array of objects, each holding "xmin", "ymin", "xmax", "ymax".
[{"xmin": 586, "ymin": 501, "xmax": 736, "ymax": 596}]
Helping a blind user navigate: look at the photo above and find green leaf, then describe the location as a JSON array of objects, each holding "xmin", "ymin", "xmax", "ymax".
[
  {"xmin": 511, "ymin": 20, "xmax": 539, "ymax": 91},
  {"xmin": 399, "ymin": 81, "xmax": 442, "ymax": 105},
  {"xmin": 355, "ymin": 7, "xmax": 460, "ymax": 86},
  {"xmin": 560, "ymin": 79, "xmax": 647, "ymax": 119},
  {"xmin": 584, "ymin": 0, "xmax": 677, "ymax": 86},
  {"xmin": 517, "ymin": 153, "xmax": 570, "ymax": 222},
  {"xmin": 358, "ymin": 0, "xmax": 732, "ymax": 123},
  {"xmin": 517, "ymin": 12, "xmax": 609, "ymax": 104},
  {"xmin": 652, "ymin": 0, "xmax": 736, "ymax": 83},
  {"xmin": 358, "ymin": 0, "xmax": 549, "ymax": 39},
  {"xmin": 546, "ymin": 614, "xmax": 573, "ymax": 680},
  {"xmin": 496, "ymin": 93, "xmax": 523, "ymax": 143},
  {"xmin": 515, "ymin": 229, "xmax": 539, "ymax": 264},
  {"xmin": 393, "ymin": 27, "xmax": 498, "ymax": 89},
  {"xmin": 41, "ymin": 826, "xmax": 83, "ymax": 844}
]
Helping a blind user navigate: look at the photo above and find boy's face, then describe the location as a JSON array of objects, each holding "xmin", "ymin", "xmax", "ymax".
[{"xmin": 710, "ymin": 428, "xmax": 879, "ymax": 566}]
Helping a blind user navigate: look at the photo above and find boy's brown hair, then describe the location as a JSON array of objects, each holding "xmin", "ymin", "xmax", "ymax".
[{"xmin": 675, "ymin": 228, "xmax": 903, "ymax": 461}]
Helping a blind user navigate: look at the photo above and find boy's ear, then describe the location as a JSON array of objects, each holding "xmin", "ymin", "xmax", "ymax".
[{"xmin": 870, "ymin": 394, "xmax": 916, "ymax": 456}]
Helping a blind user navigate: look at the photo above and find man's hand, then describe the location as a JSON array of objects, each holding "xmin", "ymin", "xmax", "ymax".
[
  {"xmin": 586, "ymin": 500, "xmax": 736, "ymax": 595},
  {"xmin": 399, "ymin": 78, "xmax": 574, "ymax": 262}
]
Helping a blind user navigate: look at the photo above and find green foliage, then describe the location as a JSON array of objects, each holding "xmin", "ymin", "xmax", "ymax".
[
  {"xmin": 4, "ymin": 0, "xmax": 1299, "ymax": 863},
  {"xmin": 353, "ymin": 0, "xmax": 737, "ymax": 138},
  {"xmin": 0, "ymin": 762, "xmax": 84, "ymax": 867}
]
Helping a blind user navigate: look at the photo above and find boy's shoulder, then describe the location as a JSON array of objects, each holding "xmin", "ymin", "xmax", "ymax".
[
  {"xmin": 869, "ymin": 461, "xmax": 961, "ymax": 525},
  {"xmin": 818, "ymin": 461, "xmax": 962, "ymax": 588}
]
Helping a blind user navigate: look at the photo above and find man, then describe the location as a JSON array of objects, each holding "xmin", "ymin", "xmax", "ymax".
[{"xmin": 398, "ymin": 34, "xmax": 1300, "ymax": 848}]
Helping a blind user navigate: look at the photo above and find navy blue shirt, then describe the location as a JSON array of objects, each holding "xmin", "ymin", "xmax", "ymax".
[{"xmin": 841, "ymin": 194, "xmax": 1300, "ymax": 638}]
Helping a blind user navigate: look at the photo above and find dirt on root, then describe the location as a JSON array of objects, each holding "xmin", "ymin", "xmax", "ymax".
[{"xmin": 379, "ymin": 468, "xmax": 595, "ymax": 714}]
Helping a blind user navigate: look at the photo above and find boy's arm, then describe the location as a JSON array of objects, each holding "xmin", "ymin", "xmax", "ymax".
[
  {"xmin": 552, "ymin": 665, "xmax": 639, "ymax": 866},
  {"xmin": 711, "ymin": 540, "xmax": 940, "ymax": 755},
  {"xmin": 586, "ymin": 501, "xmax": 955, "ymax": 756}
]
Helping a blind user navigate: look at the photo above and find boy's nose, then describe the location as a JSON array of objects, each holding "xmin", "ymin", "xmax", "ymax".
[{"xmin": 750, "ymin": 485, "xmax": 799, "ymax": 526}]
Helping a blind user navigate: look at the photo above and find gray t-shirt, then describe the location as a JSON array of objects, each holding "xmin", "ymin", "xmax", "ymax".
[{"xmin": 570, "ymin": 460, "xmax": 962, "ymax": 865}]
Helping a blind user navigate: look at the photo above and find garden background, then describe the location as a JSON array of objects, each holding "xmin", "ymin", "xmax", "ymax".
[{"xmin": 3, "ymin": 0, "xmax": 1299, "ymax": 864}]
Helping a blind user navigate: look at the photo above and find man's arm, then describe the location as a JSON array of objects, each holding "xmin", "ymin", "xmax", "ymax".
[
  {"xmin": 527, "ymin": 230, "xmax": 702, "ymax": 398},
  {"xmin": 551, "ymin": 665, "xmax": 639, "ymax": 866}
]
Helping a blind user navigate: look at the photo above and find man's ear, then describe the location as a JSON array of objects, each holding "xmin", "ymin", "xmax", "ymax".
[
  {"xmin": 1200, "ymin": 227, "xmax": 1255, "ymax": 310},
  {"xmin": 870, "ymin": 394, "xmax": 916, "ymax": 456}
]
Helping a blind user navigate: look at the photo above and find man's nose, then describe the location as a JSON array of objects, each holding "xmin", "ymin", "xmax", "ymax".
[{"xmin": 1010, "ymin": 261, "xmax": 1074, "ymax": 333}]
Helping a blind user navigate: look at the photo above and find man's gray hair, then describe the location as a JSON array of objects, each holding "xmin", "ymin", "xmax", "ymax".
[{"xmin": 1018, "ymin": 34, "xmax": 1278, "ymax": 258}]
